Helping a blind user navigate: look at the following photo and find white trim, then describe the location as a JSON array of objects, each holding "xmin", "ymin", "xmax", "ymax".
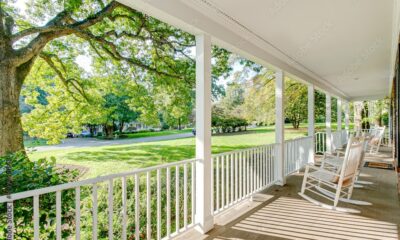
[
  {"xmin": 275, "ymin": 70, "xmax": 285, "ymax": 185},
  {"xmin": 337, "ymin": 98, "xmax": 342, "ymax": 131},
  {"xmin": 326, "ymin": 93, "xmax": 332, "ymax": 153},
  {"xmin": 194, "ymin": 34, "xmax": 214, "ymax": 233}
]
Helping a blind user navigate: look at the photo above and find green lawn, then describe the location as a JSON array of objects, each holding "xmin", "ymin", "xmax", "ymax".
[
  {"xmin": 122, "ymin": 128, "xmax": 192, "ymax": 139},
  {"xmin": 29, "ymin": 125, "xmax": 308, "ymax": 179}
]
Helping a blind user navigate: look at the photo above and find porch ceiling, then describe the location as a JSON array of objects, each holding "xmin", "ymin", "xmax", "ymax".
[{"xmin": 119, "ymin": 0, "xmax": 400, "ymax": 101}]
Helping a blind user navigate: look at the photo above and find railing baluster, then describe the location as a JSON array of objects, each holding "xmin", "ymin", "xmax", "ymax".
[
  {"xmin": 157, "ymin": 169, "xmax": 161, "ymax": 240},
  {"xmin": 135, "ymin": 174, "xmax": 140, "ymax": 240},
  {"xmin": 184, "ymin": 163, "xmax": 188, "ymax": 229},
  {"xmin": 121, "ymin": 177, "xmax": 127, "ymax": 240},
  {"xmin": 262, "ymin": 146, "xmax": 266, "ymax": 187},
  {"xmin": 56, "ymin": 190, "xmax": 62, "ymax": 240},
  {"xmin": 230, "ymin": 153, "xmax": 233, "ymax": 204},
  {"xmin": 108, "ymin": 179, "xmax": 113, "ymax": 240},
  {"xmin": 251, "ymin": 148, "xmax": 254, "ymax": 194},
  {"xmin": 191, "ymin": 162, "xmax": 195, "ymax": 223},
  {"xmin": 175, "ymin": 165, "xmax": 180, "ymax": 232},
  {"xmin": 147, "ymin": 172, "xmax": 151, "ymax": 239},
  {"xmin": 216, "ymin": 156, "xmax": 220, "ymax": 212},
  {"xmin": 211, "ymin": 157, "xmax": 214, "ymax": 213},
  {"xmin": 166, "ymin": 167, "xmax": 171, "ymax": 237},
  {"xmin": 246, "ymin": 150, "xmax": 250, "ymax": 196},
  {"xmin": 268, "ymin": 146, "xmax": 271, "ymax": 184},
  {"xmin": 92, "ymin": 185, "xmax": 97, "ymax": 240},
  {"xmin": 239, "ymin": 152, "xmax": 242, "ymax": 199},
  {"xmin": 34, "ymin": 195, "xmax": 39, "ymax": 240},
  {"xmin": 75, "ymin": 187, "xmax": 81, "ymax": 240},
  {"xmin": 257, "ymin": 147, "xmax": 260, "ymax": 190},
  {"xmin": 226, "ymin": 154, "xmax": 229, "ymax": 205},
  {"xmin": 221, "ymin": 155, "xmax": 225, "ymax": 208},
  {"xmin": 235, "ymin": 152, "xmax": 238, "ymax": 202}
]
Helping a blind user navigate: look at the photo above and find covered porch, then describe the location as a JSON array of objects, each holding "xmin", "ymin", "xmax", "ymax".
[
  {"xmin": 178, "ymin": 147, "xmax": 400, "ymax": 240},
  {"xmin": 3, "ymin": 0, "xmax": 400, "ymax": 239}
]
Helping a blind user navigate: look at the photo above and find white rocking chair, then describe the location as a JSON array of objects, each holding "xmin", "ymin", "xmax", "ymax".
[
  {"xmin": 299, "ymin": 137, "xmax": 365, "ymax": 213},
  {"xmin": 368, "ymin": 126, "xmax": 385, "ymax": 154},
  {"xmin": 320, "ymin": 136, "xmax": 372, "ymax": 190}
]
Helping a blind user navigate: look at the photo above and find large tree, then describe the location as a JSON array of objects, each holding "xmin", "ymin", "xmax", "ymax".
[{"xmin": 0, "ymin": 0, "xmax": 199, "ymax": 155}]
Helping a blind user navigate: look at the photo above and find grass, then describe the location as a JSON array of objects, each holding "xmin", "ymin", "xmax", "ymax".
[{"xmin": 29, "ymin": 125, "xmax": 309, "ymax": 179}]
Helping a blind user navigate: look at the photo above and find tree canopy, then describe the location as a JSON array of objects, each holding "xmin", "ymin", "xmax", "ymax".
[{"xmin": 0, "ymin": 0, "xmax": 238, "ymax": 151}]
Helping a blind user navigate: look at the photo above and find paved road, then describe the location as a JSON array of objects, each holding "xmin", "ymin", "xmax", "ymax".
[{"xmin": 33, "ymin": 132, "xmax": 194, "ymax": 152}]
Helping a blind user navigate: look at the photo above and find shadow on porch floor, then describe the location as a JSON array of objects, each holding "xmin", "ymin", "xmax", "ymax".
[{"xmin": 177, "ymin": 148, "xmax": 400, "ymax": 240}]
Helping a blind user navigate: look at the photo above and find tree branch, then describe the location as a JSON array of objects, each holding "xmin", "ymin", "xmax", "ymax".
[
  {"xmin": 75, "ymin": 30, "xmax": 183, "ymax": 79},
  {"xmin": 40, "ymin": 52, "xmax": 90, "ymax": 103},
  {"xmin": 13, "ymin": 1, "xmax": 121, "ymax": 66}
]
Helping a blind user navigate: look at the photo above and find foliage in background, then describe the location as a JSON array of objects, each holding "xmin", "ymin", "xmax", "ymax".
[
  {"xmin": 0, "ymin": 152, "xmax": 78, "ymax": 239},
  {"xmin": 212, "ymin": 104, "xmax": 247, "ymax": 133}
]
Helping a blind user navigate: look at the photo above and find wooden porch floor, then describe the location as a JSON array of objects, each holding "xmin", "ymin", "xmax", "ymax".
[{"xmin": 177, "ymin": 147, "xmax": 400, "ymax": 240}]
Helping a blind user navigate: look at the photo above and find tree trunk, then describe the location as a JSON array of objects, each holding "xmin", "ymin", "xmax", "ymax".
[
  {"xmin": 119, "ymin": 121, "xmax": 124, "ymax": 133},
  {"xmin": 0, "ymin": 65, "xmax": 25, "ymax": 156}
]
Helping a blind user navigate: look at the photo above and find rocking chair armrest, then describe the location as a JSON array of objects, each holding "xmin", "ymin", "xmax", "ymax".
[{"xmin": 305, "ymin": 163, "xmax": 340, "ymax": 176}]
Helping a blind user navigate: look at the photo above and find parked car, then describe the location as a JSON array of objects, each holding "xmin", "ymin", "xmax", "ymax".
[
  {"xmin": 66, "ymin": 132, "xmax": 74, "ymax": 138},
  {"xmin": 80, "ymin": 130, "xmax": 91, "ymax": 137}
]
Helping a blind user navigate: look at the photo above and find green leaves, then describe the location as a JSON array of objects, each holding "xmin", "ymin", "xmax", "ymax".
[
  {"xmin": 0, "ymin": 152, "xmax": 78, "ymax": 239},
  {"xmin": 64, "ymin": 0, "xmax": 83, "ymax": 11}
]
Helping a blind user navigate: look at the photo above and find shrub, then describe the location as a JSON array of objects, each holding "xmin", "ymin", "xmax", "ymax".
[
  {"xmin": 212, "ymin": 115, "xmax": 247, "ymax": 133},
  {"xmin": 0, "ymin": 152, "xmax": 78, "ymax": 239}
]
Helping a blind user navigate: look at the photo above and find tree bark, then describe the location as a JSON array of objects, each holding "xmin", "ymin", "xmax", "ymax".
[
  {"xmin": 119, "ymin": 121, "xmax": 124, "ymax": 133},
  {"xmin": 103, "ymin": 124, "xmax": 114, "ymax": 138},
  {"xmin": 0, "ymin": 64, "xmax": 24, "ymax": 156}
]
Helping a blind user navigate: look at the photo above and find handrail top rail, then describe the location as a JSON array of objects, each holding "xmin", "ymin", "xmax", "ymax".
[
  {"xmin": 211, "ymin": 142, "xmax": 279, "ymax": 157},
  {"xmin": 0, "ymin": 158, "xmax": 198, "ymax": 203},
  {"xmin": 284, "ymin": 135, "xmax": 313, "ymax": 143}
]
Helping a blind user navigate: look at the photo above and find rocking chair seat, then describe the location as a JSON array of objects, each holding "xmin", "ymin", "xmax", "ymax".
[
  {"xmin": 309, "ymin": 169, "xmax": 337, "ymax": 183},
  {"xmin": 309, "ymin": 170, "xmax": 353, "ymax": 187}
]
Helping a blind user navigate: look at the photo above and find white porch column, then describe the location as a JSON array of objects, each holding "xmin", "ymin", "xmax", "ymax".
[
  {"xmin": 326, "ymin": 93, "xmax": 332, "ymax": 153},
  {"xmin": 337, "ymin": 98, "xmax": 342, "ymax": 131},
  {"xmin": 195, "ymin": 34, "xmax": 213, "ymax": 233},
  {"xmin": 275, "ymin": 70, "xmax": 285, "ymax": 185},
  {"xmin": 307, "ymin": 85, "xmax": 315, "ymax": 163},
  {"xmin": 345, "ymin": 102, "xmax": 350, "ymax": 131}
]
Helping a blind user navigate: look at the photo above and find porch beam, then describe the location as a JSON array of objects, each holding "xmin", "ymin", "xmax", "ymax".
[
  {"xmin": 307, "ymin": 85, "xmax": 315, "ymax": 163},
  {"xmin": 195, "ymin": 34, "xmax": 214, "ymax": 233},
  {"xmin": 275, "ymin": 70, "xmax": 285, "ymax": 185},
  {"xmin": 326, "ymin": 93, "xmax": 332, "ymax": 153}
]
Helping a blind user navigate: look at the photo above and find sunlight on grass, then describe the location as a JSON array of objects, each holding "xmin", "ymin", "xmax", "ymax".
[{"xmin": 28, "ymin": 125, "xmax": 330, "ymax": 179}]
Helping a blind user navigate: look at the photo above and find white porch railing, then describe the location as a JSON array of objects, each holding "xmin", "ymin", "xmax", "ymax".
[
  {"xmin": 284, "ymin": 136, "xmax": 313, "ymax": 176},
  {"xmin": 1, "ymin": 159, "xmax": 197, "ymax": 240},
  {"xmin": 2, "ymin": 131, "xmax": 355, "ymax": 239},
  {"xmin": 315, "ymin": 132, "xmax": 326, "ymax": 153},
  {"xmin": 212, "ymin": 135, "xmax": 314, "ymax": 214},
  {"xmin": 212, "ymin": 143, "xmax": 279, "ymax": 214},
  {"xmin": 315, "ymin": 130, "xmax": 348, "ymax": 154}
]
